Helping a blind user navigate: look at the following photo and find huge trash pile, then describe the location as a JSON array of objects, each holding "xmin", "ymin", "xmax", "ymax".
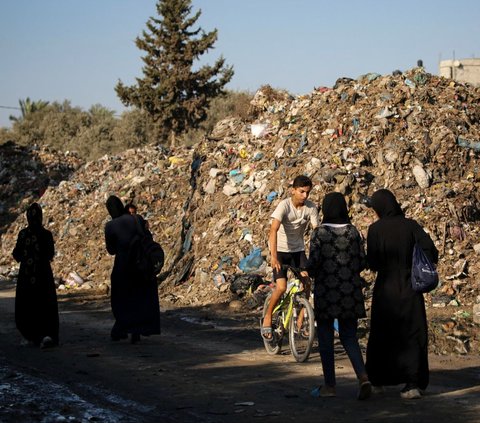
[
  {"xmin": 188, "ymin": 67, "xmax": 480, "ymax": 312},
  {"xmin": 1, "ymin": 68, "xmax": 480, "ymax": 332},
  {"xmin": 0, "ymin": 144, "xmax": 194, "ymax": 294},
  {"xmin": 0, "ymin": 142, "xmax": 84, "ymax": 234}
]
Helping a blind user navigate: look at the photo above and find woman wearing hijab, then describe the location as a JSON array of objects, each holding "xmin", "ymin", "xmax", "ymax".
[
  {"xmin": 104, "ymin": 195, "xmax": 161, "ymax": 344},
  {"xmin": 306, "ymin": 192, "xmax": 371, "ymax": 400},
  {"xmin": 366, "ymin": 189, "xmax": 438, "ymax": 399},
  {"xmin": 12, "ymin": 203, "xmax": 59, "ymax": 348}
]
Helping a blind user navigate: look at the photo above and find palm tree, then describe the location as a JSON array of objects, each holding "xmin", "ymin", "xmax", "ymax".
[
  {"xmin": 9, "ymin": 98, "xmax": 49, "ymax": 122},
  {"xmin": 89, "ymin": 104, "xmax": 116, "ymax": 120}
]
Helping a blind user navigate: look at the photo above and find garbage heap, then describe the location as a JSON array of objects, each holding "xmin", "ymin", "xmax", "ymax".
[
  {"xmin": 0, "ymin": 145, "xmax": 196, "ymax": 292},
  {"xmin": 185, "ymin": 68, "xmax": 480, "ymax": 310},
  {"xmin": 0, "ymin": 142, "xmax": 84, "ymax": 234},
  {"xmin": 0, "ymin": 67, "xmax": 479, "ymax": 321}
]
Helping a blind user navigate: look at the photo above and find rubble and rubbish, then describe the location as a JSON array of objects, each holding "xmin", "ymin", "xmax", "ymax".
[{"xmin": 1, "ymin": 67, "xmax": 480, "ymax": 353}]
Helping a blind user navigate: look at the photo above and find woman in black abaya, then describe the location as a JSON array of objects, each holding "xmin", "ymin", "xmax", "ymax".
[
  {"xmin": 365, "ymin": 189, "xmax": 438, "ymax": 399},
  {"xmin": 13, "ymin": 203, "xmax": 59, "ymax": 348},
  {"xmin": 105, "ymin": 195, "xmax": 161, "ymax": 344}
]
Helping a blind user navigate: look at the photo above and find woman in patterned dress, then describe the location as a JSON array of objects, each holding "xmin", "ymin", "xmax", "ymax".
[{"xmin": 306, "ymin": 192, "xmax": 371, "ymax": 399}]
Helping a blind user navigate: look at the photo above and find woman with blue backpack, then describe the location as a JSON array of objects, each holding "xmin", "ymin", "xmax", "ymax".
[{"xmin": 365, "ymin": 189, "xmax": 438, "ymax": 399}]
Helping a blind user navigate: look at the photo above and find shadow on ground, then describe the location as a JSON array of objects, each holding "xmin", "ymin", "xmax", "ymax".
[{"xmin": 0, "ymin": 287, "xmax": 479, "ymax": 422}]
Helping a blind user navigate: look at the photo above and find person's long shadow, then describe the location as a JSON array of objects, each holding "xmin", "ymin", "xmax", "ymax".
[{"xmin": 61, "ymin": 296, "xmax": 480, "ymax": 422}]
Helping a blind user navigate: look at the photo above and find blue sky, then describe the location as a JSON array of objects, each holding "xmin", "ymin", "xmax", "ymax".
[{"xmin": 1, "ymin": 0, "xmax": 479, "ymax": 127}]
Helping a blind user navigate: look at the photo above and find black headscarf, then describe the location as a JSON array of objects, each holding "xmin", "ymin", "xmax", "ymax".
[
  {"xmin": 26, "ymin": 203, "xmax": 43, "ymax": 229},
  {"xmin": 370, "ymin": 189, "xmax": 404, "ymax": 218},
  {"xmin": 18, "ymin": 203, "xmax": 44, "ymax": 267},
  {"xmin": 106, "ymin": 195, "xmax": 125, "ymax": 219},
  {"xmin": 322, "ymin": 192, "xmax": 351, "ymax": 224}
]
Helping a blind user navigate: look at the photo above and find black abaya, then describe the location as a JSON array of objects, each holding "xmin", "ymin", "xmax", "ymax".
[
  {"xmin": 12, "ymin": 203, "xmax": 59, "ymax": 345},
  {"xmin": 365, "ymin": 190, "xmax": 438, "ymax": 390},
  {"xmin": 105, "ymin": 211, "xmax": 161, "ymax": 338}
]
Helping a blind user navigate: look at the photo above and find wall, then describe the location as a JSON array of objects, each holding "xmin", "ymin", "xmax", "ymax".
[{"xmin": 439, "ymin": 58, "xmax": 480, "ymax": 86}]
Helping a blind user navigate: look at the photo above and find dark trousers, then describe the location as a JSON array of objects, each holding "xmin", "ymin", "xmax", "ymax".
[{"xmin": 316, "ymin": 318, "xmax": 366, "ymax": 387}]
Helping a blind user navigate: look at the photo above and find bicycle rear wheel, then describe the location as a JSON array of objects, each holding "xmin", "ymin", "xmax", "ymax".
[
  {"xmin": 261, "ymin": 292, "xmax": 283, "ymax": 355},
  {"xmin": 289, "ymin": 295, "xmax": 315, "ymax": 362}
]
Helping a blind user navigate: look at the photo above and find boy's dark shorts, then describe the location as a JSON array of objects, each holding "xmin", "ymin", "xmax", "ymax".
[{"xmin": 273, "ymin": 251, "xmax": 308, "ymax": 281}]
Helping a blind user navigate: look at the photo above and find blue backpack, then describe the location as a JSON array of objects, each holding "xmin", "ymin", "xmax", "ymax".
[{"xmin": 411, "ymin": 243, "xmax": 438, "ymax": 293}]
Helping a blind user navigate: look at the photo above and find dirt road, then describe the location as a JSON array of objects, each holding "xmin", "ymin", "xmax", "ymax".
[{"xmin": 0, "ymin": 281, "xmax": 479, "ymax": 422}]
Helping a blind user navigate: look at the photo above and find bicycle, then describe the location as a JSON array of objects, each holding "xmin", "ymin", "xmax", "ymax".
[{"xmin": 260, "ymin": 265, "xmax": 316, "ymax": 362}]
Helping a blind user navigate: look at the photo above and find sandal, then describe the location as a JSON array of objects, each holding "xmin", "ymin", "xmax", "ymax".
[
  {"xmin": 294, "ymin": 321, "xmax": 309, "ymax": 338},
  {"xmin": 261, "ymin": 326, "xmax": 273, "ymax": 340},
  {"xmin": 299, "ymin": 327, "xmax": 310, "ymax": 338}
]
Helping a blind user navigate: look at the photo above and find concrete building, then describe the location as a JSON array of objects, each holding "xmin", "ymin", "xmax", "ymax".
[{"xmin": 439, "ymin": 58, "xmax": 480, "ymax": 86}]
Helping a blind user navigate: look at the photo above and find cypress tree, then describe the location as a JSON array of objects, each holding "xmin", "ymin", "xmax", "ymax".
[{"xmin": 115, "ymin": 0, "xmax": 234, "ymax": 146}]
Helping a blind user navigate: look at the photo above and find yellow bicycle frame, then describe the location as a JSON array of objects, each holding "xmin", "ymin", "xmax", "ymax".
[{"xmin": 272, "ymin": 278, "xmax": 301, "ymax": 330}]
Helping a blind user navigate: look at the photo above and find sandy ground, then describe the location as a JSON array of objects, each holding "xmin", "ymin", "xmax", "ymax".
[{"xmin": 0, "ymin": 282, "xmax": 479, "ymax": 423}]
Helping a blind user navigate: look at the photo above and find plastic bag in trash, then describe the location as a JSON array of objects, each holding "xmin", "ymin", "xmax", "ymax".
[
  {"xmin": 266, "ymin": 191, "xmax": 277, "ymax": 203},
  {"xmin": 251, "ymin": 123, "xmax": 269, "ymax": 138},
  {"xmin": 238, "ymin": 247, "xmax": 264, "ymax": 273}
]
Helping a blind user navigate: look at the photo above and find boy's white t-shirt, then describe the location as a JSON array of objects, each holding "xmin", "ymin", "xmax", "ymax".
[{"xmin": 271, "ymin": 198, "xmax": 319, "ymax": 253}]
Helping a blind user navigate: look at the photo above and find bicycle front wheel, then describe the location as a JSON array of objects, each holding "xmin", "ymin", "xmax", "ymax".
[
  {"xmin": 261, "ymin": 292, "xmax": 283, "ymax": 355},
  {"xmin": 289, "ymin": 295, "xmax": 315, "ymax": 362}
]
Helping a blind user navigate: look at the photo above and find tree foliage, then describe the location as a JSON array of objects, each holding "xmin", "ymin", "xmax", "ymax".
[
  {"xmin": 9, "ymin": 98, "xmax": 49, "ymax": 122},
  {"xmin": 115, "ymin": 0, "xmax": 234, "ymax": 145},
  {"xmin": 0, "ymin": 90, "xmax": 253, "ymax": 160}
]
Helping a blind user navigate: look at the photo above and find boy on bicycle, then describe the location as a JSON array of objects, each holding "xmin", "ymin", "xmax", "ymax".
[{"xmin": 261, "ymin": 175, "xmax": 319, "ymax": 340}]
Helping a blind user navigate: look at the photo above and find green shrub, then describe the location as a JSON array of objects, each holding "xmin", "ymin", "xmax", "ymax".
[{"xmin": 1, "ymin": 90, "xmax": 253, "ymax": 158}]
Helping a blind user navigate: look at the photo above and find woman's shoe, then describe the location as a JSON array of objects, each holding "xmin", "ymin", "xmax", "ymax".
[
  {"xmin": 372, "ymin": 385, "xmax": 386, "ymax": 394},
  {"xmin": 311, "ymin": 385, "xmax": 336, "ymax": 398},
  {"xmin": 40, "ymin": 336, "xmax": 54, "ymax": 349},
  {"xmin": 400, "ymin": 388, "xmax": 421, "ymax": 399},
  {"xmin": 358, "ymin": 381, "xmax": 372, "ymax": 400},
  {"xmin": 130, "ymin": 333, "xmax": 141, "ymax": 344},
  {"xmin": 320, "ymin": 385, "xmax": 336, "ymax": 397},
  {"xmin": 400, "ymin": 384, "xmax": 421, "ymax": 399},
  {"xmin": 111, "ymin": 331, "xmax": 128, "ymax": 341}
]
